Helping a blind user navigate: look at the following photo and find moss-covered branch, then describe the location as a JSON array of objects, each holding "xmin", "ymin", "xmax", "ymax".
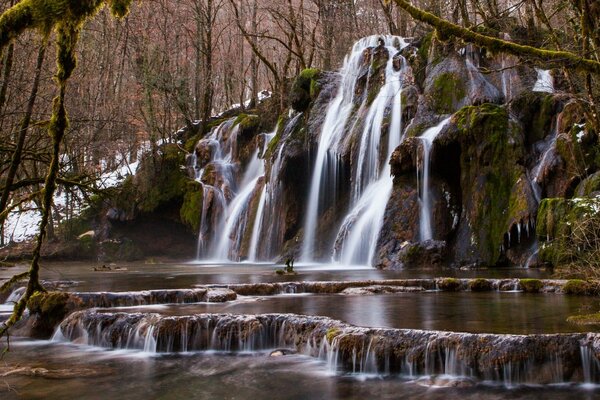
[
  {"xmin": 390, "ymin": 0, "xmax": 600, "ymax": 75},
  {"xmin": 0, "ymin": 0, "xmax": 134, "ymax": 51}
]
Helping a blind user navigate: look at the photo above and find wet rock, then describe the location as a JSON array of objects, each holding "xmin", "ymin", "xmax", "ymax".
[
  {"xmin": 269, "ymin": 348, "xmax": 297, "ymax": 357},
  {"xmin": 205, "ymin": 288, "xmax": 237, "ymax": 303},
  {"xmin": 26, "ymin": 292, "xmax": 84, "ymax": 339},
  {"xmin": 510, "ymin": 91, "xmax": 559, "ymax": 145},
  {"xmin": 354, "ymin": 44, "xmax": 389, "ymax": 106},
  {"xmin": 575, "ymin": 171, "xmax": 600, "ymax": 197},
  {"xmin": 423, "ymin": 54, "xmax": 469, "ymax": 114},
  {"xmin": 390, "ymin": 137, "xmax": 420, "ymax": 176},
  {"xmin": 341, "ymin": 285, "xmax": 425, "ymax": 295},
  {"xmin": 195, "ymin": 139, "xmax": 220, "ymax": 169},
  {"xmin": 375, "ymin": 181, "xmax": 419, "ymax": 269}
]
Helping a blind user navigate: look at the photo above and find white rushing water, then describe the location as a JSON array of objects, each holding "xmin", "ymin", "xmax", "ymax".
[
  {"xmin": 418, "ymin": 118, "xmax": 451, "ymax": 242},
  {"xmin": 302, "ymin": 35, "xmax": 408, "ymax": 265},
  {"xmin": 194, "ymin": 119, "xmax": 276, "ymax": 261},
  {"xmin": 533, "ymin": 69, "xmax": 554, "ymax": 93}
]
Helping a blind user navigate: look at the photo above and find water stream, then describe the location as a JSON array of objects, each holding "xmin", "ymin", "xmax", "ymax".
[{"xmin": 418, "ymin": 118, "xmax": 451, "ymax": 241}]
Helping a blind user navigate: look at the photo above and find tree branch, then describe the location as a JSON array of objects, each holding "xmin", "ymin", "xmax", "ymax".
[{"xmin": 390, "ymin": 0, "xmax": 600, "ymax": 75}]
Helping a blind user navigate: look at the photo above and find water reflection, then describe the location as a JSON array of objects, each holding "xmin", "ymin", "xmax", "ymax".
[
  {"xmin": 101, "ymin": 292, "xmax": 598, "ymax": 334},
  {"xmin": 0, "ymin": 261, "xmax": 554, "ymax": 292}
]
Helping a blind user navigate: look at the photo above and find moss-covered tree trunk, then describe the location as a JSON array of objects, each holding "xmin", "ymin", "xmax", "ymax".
[{"xmin": 0, "ymin": 0, "xmax": 134, "ymax": 342}]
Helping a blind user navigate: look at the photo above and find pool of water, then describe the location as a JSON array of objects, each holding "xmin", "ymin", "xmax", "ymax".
[
  {"xmin": 96, "ymin": 291, "xmax": 598, "ymax": 334},
  {"xmin": 1, "ymin": 261, "xmax": 553, "ymax": 292}
]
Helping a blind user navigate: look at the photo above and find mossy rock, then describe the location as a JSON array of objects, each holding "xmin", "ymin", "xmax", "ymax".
[
  {"xmin": 468, "ymin": 278, "xmax": 493, "ymax": 292},
  {"xmin": 453, "ymin": 104, "xmax": 529, "ymax": 265},
  {"xmin": 536, "ymin": 197, "xmax": 594, "ymax": 267},
  {"xmin": 510, "ymin": 91, "xmax": 557, "ymax": 144},
  {"xmin": 575, "ymin": 172, "xmax": 600, "ymax": 197},
  {"xmin": 135, "ymin": 144, "xmax": 188, "ymax": 213},
  {"xmin": 27, "ymin": 291, "xmax": 83, "ymax": 339},
  {"xmin": 180, "ymin": 181, "xmax": 204, "ymax": 232},
  {"xmin": 438, "ymin": 278, "xmax": 461, "ymax": 291},
  {"xmin": 101, "ymin": 238, "xmax": 144, "ymax": 262},
  {"xmin": 428, "ymin": 72, "xmax": 466, "ymax": 114},
  {"xmin": 536, "ymin": 198, "xmax": 572, "ymax": 241},
  {"xmin": 563, "ymin": 279, "xmax": 597, "ymax": 295},
  {"xmin": 519, "ymin": 279, "xmax": 543, "ymax": 293},
  {"xmin": 235, "ymin": 113, "xmax": 260, "ymax": 132},
  {"xmin": 289, "ymin": 68, "xmax": 321, "ymax": 112},
  {"xmin": 326, "ymin": 327, "xmax": 342, "ymax": 343}
]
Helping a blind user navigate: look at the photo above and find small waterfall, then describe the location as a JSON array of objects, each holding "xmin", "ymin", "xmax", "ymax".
[
  {"xmin": 302, "ymin": 35, "xmax": 408, "ymax": 263},
  {"xmin": 530, "ymin": 115, "xmax": 561, "ymax": 203},
  {"xmin": 533, "ymin": 69, "xmax": 554, "ymax": 93},
  {"xmin": 247, "ymin": 130, "xmax": 278, "ymax": 262},
  {"xmin": 418, "ymin": 118, "xmax": 451, "ymax": 241},
  {"xmin": 581, "ymin": 345, "xmax": 600, "ymax": 385},
  {"xmin": 499, "ymin": 33, "xmax": 519, "ymax": 102}
]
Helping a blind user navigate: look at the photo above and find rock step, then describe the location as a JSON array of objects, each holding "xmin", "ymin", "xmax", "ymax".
[{"xmin": 54, "ymin": 310, "xmax": 600, "ymax": 385}]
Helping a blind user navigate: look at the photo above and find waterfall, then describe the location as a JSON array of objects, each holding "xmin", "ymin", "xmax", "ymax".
[
  {"xmin": 335, "ymin": 43, "xmax": 407, "ymax": 266},
  {"xmin": 194, "ymin": 119, "xmax": 276, "ymax": 262},
  {"xmin": 418, "ymin": 118, "xmax": 451, "ymax": 241},
  {"xmin": 302, "ymin": 35, "xmax": 408, "ymax": 264},
  {"xmin": 247, "ymin": 130, "xmax": 277, "ymax": 262},
  {"xmin": 533, "ymin": 69, "xmax": 554, "ymax": 93}
]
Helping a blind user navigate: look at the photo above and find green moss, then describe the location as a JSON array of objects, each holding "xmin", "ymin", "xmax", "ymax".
[
  {"xmin": 326, "ymin": 327, "xmax": 341, "ymax": 343},
  {"xmin": 27, "ymin": 291, "xmax": 83, "ymax": 337},
  {"xmin": 519, "ymin": 279, "xmax": 543, "ymax": 293},
  {"xmin": 511, "ymin": 92, "xmax": 555, "ymax": 144},
  {"xmin": 567, "ymin": 313, "xmax": 600, "ymax": 326},
  {"xmin": 235, "ymin": 113, "xmax": 260, "ymax": 131},
  {"xmin": 575, "ymin": 172, "xmax": 600, "ymax": 197},
  {"xmin": 101, "ymin": 237, "xmax": 143, "ymax": 262},
  {"xmin": 290, "ymin": 68, "xmax": 321, "ymax": 112},
  {"xmin": 429, "ymin": 72, "xmax": 465, "ymax": 114},
  {"xmin": 438, "ymin": 278, "xmax": 461, "ymax": 291},
  {"xmin": 536, "ymin": 197, "xmax": 600, "ymax": 268},
  {"xmin": 454, "ymin": 104, "xmax": 526, "ymax": 265},
  {"xmin": 468, "ymin": 278, "xmax": 493, "ymax": 292},
  {"xmin": 136, "ymin": 144, "xmax": 188, "ymax": 213},
  {"xmin": 563, "ymin": 279, "xmax": 595, "ymax": 295},
  {"xmin": 417, "ymin": 31, "xmax": 434, "ymax": 65},
  {"xmin": 184, "ymin": 133, "xmax": 201, "ymax": 153},
  {"xmin": 180, "ymin": 181, "xmax": 203, "ymax": 231},
  {"xmin": 0, "ymin": 0, "xmax": 133, "ymax": 50},
  {"xmin": 536, "ymin": 198, "xmax": 572, "ymax": 241}
]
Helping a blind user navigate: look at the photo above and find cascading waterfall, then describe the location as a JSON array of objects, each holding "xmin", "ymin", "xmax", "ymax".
[
  {"xmin": 302, "ymin": 35, "xmax": 408, "ymax": 265},
  {"xmin": 247, "ymin": 127, "xmax": 284, "ymax": 262},
  {"xmin": 195, "ymin": 119, "xmax": 238, "ymax": 258},
  {"xmin": 334, "ymin": 42, "xmax": 408, "ymax": 266},
  {"xmin": 418, "ymin": 118, "xmax": 451, "ymax": 241},
  {"xmin": 194, "ymin": 119, "xmax": 276, "ymax": 261}
]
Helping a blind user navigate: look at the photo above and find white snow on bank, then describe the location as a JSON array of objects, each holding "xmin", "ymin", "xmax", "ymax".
[{"xmin": 2, "ymin": 146, "xmax": 149, "ymax": 245}]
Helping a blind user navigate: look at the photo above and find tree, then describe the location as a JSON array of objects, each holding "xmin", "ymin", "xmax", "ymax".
[{"xmin": 0, "ymin": 0, "xmax": 135, "ymax": 342}]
